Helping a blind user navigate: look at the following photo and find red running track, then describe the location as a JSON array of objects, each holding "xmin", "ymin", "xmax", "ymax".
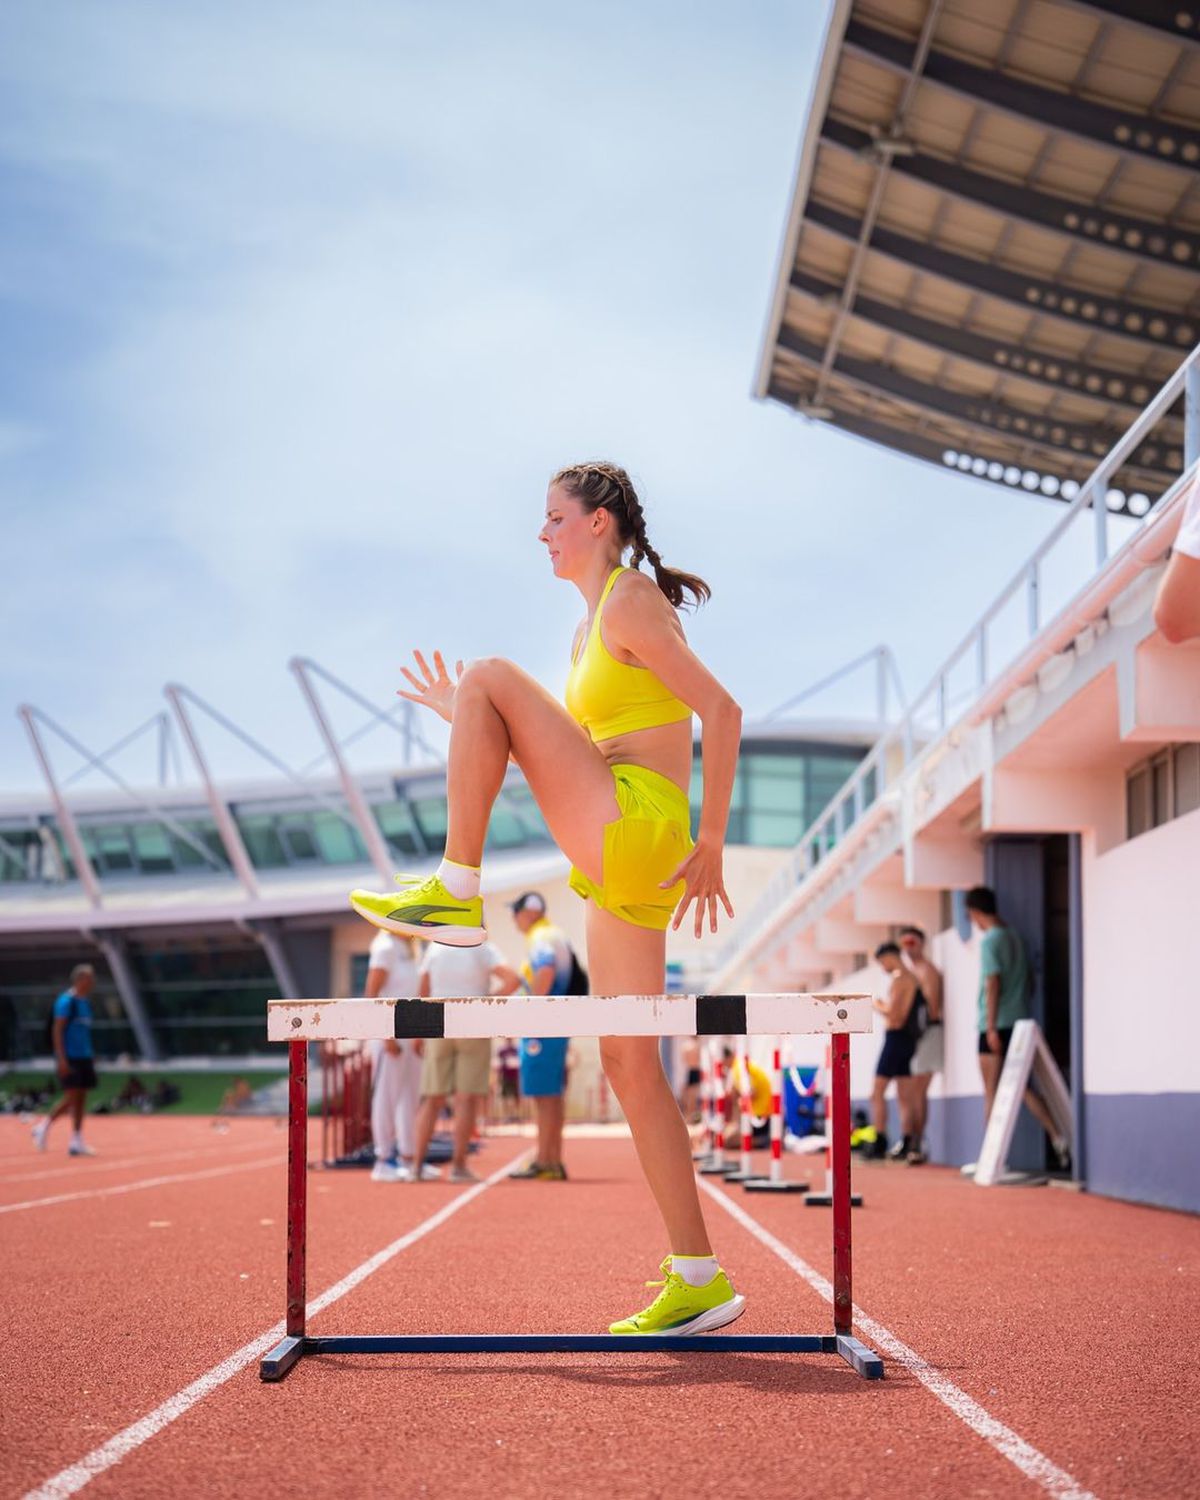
[{"xmin": 1, "ymin": 1115, "xmax": 1197, "ymax": 1499}]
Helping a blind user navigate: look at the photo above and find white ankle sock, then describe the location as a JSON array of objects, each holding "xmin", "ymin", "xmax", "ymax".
[
  {"xmin": 671, "ymin": 1254, "xmax": 718, "ymax": 1288},
  {"xmin": 437, "ymin": 858, "xmax": 480, "ymax": 899},
  {"xmin": 70, "ymin": 1131, "xmax": 83, "ymax": 1148}
]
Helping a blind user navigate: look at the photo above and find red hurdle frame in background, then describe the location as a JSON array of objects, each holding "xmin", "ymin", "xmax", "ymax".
[{"xmin": 262, "ymin": 993, "xmax": 882, "ymax": 1383}]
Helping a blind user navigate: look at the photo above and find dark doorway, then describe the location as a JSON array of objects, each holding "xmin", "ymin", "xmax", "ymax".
[{"xmin": 984, "ymin": 834, "xmax": 1078, "ymax": 1173}]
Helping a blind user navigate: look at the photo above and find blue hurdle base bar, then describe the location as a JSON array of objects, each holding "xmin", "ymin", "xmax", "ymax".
[
  {"xmin": 260, "ymin": 1332, "xmax": 883, "ymax": 1381},
  {"xmin": 262, "ymin": 996, "xmax": 883, "ymax": 1385}
]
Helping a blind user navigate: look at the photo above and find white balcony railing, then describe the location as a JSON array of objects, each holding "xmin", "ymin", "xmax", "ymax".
[{"xmin": 717, "ymin": 341, "xmax": 1200, "ymax": 975}]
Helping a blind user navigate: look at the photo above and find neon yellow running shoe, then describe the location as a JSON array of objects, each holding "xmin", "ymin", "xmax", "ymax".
[
  {"xmin": 349, "ymin": 875, "xmax": 486, "ymax": 947},
  {"xmin": 608, "ymin": 1257, "xmax": 746, "ymax": 1336}
]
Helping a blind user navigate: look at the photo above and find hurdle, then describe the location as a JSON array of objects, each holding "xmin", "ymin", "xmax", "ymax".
[{"xmin": 260, "ymin": 992, "xmax": 882, "ymax": 1382}]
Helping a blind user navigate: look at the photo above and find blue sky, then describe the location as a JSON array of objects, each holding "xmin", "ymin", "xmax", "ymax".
[{"xmin": 0, "ymin": 1, "xmax": 1113, "ymax": 794}]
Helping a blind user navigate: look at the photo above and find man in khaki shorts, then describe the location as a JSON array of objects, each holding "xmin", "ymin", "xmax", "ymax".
[
  {"xmin": 900, "ymin": 925, "xmax": 943, "ymax": 1165},
  {"xmin": 409, "ymin": 938, "xmax": 519, "ymax": 1182}
]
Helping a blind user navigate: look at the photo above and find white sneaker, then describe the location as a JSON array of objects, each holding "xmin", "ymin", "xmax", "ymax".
[
  {"xmin": 370, "ymin": 1161, "xmax": 403, "ymax": 1183},
  {"xmin": 32, "ymin": 1121, "xmax": 49, "ymax": 1152},
  {"xmin": 68, "ymin": 1140, "xmax": 96, "ymax": 1157},
  {"xmin": 415, "ymin": 1163, "xmax": 441, "ymax": 1181},
  {"xmin": 447, "ymin": 1165, "xmax": 481, "ymax": 1184}
]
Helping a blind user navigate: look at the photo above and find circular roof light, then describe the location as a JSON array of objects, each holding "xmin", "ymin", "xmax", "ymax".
[
  {"xmin": 987, "ymin": 461, "xmax": 1004, "ymax": 480},
  {"xmin": 1022, "ymin": 470, "xmax": 1040, "ymax": 490},
  {"xmin": 943, "ymin": 449, "xmax": 959, "ymax": 465},
  {"xmin": 1128, "ymin": 492, "xmax": 1151, "ymax": 516},
  {"xmin": 1041, "ymin": 475, "xmax": 1060, "ymax": 495},
  {"xmin": 1061, "ymin": 479, "xmax": 1080, "ymax": 500},
  {"xmin": 1106, "ymin": 488, "xmax": 1126, "ymax": 511},
  {"xmin": 1004, "ymin": 466, "xmax": 1021, "ymax": 485}
]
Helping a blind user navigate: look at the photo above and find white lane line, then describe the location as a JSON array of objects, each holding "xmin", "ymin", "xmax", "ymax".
[
  {"xmin": 699, "ymin": 1178, "xmax": 1098, "ymax": 1500},
  {"xmin": 0, "ymin": 1157, "xmax": 282, "ymax": 1215},
  {"xmin": 22, "ymin": 1148, "xmax": 531, "ymax": 1500},
  {"xmin": 0, "ymin": 1136, "xmax": 276, "ymax": 1186}
]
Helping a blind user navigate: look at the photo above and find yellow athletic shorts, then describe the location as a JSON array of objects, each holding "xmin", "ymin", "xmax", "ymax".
[{"xmin": 568, "ymin": 763, "xmax": 693, "ymax": 931}]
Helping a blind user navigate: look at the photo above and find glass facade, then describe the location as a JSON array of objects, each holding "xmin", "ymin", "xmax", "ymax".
[
  {"xmin": 689, "ymin": 738, "xmax": 865, "ymax": 848},
  {"xmin": 0, "ymin": 738, "xmax": 865, "ymax": 893}
]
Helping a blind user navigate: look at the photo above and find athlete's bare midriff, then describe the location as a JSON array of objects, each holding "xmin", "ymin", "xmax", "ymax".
[{"xmin": 594, "ymin": 720, "xmax": 693, "ymax": 795}]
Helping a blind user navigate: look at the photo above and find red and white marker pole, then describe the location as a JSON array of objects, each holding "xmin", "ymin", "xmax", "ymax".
[
  {"xmin": 737, "ymin": 1041, "xmax": 754, "ymax": 1177},
  {"xmin": 699, "ymin": 1045, "xmax": 733, "ymax": 1175},
  {"xmin": 804, "ymin": 1037, "xmax": 863, "ymax": 1207},
  {"xmin": 768, "ymin": 1041, "xmax": 784, "ymax": 1184}
]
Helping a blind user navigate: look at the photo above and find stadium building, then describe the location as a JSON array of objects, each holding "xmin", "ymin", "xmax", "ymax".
[
  {"xmin": 730, "ymin": 0, "xmax": 1200, "ymax": 1214},
  {"xmin": 0, "ymin": 662, "xmax": 873, "ymax": 1063}
]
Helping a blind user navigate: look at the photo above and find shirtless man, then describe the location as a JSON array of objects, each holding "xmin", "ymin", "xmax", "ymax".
[
  {"xmin": 899, "ymin": 926, "xmax": 943, "ymax": 1165},
  {"xmin": 869, "ymin": 943, "xmax": 921, "ymax": 1160}
]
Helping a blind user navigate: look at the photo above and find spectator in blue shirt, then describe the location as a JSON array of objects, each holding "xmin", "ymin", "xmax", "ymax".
[
  {"xmin": 507, "ymin": 893, "xmax": 576, "ymax": 1182},
  {"xmin": 32, "ymin": 964, "xmax": 99, "ymax": 1156}
]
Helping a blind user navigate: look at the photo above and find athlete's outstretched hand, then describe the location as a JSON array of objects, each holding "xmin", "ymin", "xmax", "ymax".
[
  {"xmin": 397, "ymin": 650, "xmax": 464, "ymax": 724},
  {"xmin": 661, "ymin": 836, "xmax": 735, "ymax": 938}
]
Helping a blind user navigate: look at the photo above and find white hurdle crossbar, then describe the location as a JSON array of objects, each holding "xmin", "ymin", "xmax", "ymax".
[{"xmin": 261, "ymin": 992, "xmax": 882, "ymax": 1383}]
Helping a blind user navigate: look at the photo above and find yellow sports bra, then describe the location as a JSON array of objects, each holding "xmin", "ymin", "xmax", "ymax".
[{"xmin": 564, "ymin": 566, "xmax": 692, "ymax": 742}]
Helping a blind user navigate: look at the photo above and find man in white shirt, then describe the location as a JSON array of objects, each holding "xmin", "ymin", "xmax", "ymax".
[
  {"xmin": 410, "ymin": 939, "xmax": 520, "ymax": 1183},
  {"xmin": 364, "ymin": 930, "xmax": 434, "ymax": 1183},
  {"xmin": 1153, "ymin": 474, "xmax": 1200, "ymax": 643}
]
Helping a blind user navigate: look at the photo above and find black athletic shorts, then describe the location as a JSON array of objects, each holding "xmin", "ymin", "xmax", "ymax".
[
  {"xmin": 978, "ymin": 1027, "xmax": 1014, "ymax": 1060},
  {"xmin": 875, "ymin": 1031, "xmax": 915, "ymax": 1079},
  {"xmin": 62, "ymin": 1058, "xmax": 97, "ymax": 1090},
  {"xmin": 686, "ymin": 1067, "xmax": 702, "ymax": 1087}
]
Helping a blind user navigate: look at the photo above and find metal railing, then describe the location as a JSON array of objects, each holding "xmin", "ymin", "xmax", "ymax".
[{"xmin": 717, "ymin": 342, "xmax": 1200, "ymax": 973}]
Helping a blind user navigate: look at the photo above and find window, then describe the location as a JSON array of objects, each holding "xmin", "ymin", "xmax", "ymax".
[
  {"xmin": 312, "ymin": 811, "xmax": 364, "ymax": 865},
  {"xmin": 373, "ymin": 800, "xmax": 426, "ymax": 856},
  {"xmin": 131, "ymin": 822, "xmax": 176, "ymax": 874},
  {"xmin": 410, "ymin": 795, "xmax": 449, "ymax": 851},
  {"xmin": 1175, "ymin": 744, "xmax": 1200, "ymax": 818},
  {"xmin": 237, "ymin": 814, "xmax": 288, "ymax": 869},
  {"xmin": 1126, "ymin": 744, "xmax": 1200, "ymax": 840}
]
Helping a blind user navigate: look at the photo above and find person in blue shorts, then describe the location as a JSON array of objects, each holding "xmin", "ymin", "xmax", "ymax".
[
  {"xmin": 33, "ymin": 964, "xmax": 99, "ymax": 1156},
  {"xmin": 507, "ymin": 892, "xmax": 574, "ymax": 1181}
]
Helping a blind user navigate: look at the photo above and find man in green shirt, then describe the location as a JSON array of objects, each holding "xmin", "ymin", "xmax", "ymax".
[{"xmin": 966, "ymin": 886, "xmax": 1066, "ymax": 1158}]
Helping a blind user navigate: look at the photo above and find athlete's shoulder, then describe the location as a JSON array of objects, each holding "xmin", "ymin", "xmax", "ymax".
[{"xmin": 605, "ymin": 568, "xmax": 684, "ymax": 642}]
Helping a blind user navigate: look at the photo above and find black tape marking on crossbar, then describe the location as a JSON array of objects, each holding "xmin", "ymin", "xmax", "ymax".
[
  {"xmin": 696, "ymin": 994, "xmax": 746, "ymax": 1035},
  {"xmin": 393, "ymin": 999, "xmax": 446, "ymax": 1038}
]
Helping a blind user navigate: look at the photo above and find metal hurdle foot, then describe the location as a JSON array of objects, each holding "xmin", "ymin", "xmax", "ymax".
[
  {"xmin": 743, "ymin": 1176, "xmax": 810, "ymax": 1193},
  {"xmin": 261, "ymin": 994, "xmax": 884, "ymax": 1383}
]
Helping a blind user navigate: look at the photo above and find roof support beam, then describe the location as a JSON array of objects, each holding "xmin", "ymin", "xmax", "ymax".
[
  {"xmin": 766, "ymin": 377, "xmax": 1165, "ymax": 505},
  {"xmin": 290, "ymin": 658, "xmax": 394, "ymax": 886},
  {"xmin": 823, "ymin": 120, "xmax": 1200, "ymax": 274},
  {"xmin": 1059, "ymin": 0, "xmax": 1200, "ymax": 51},
  {"xmin": 844, "ymin": 19, "xmax": 1200, "ymax": 170},
  {"xmin": 17, "ymin": 706, "xmax": 102, "ymax": 909},
  {"xmin": 788, "ymin": 266, "xmax": 1166, "ymax": 418},
  {"xmin": 779, "ymin": 324, "xmax": 1171, "ymax": 478},
  {"xmin": 807, "ymin": 201, "xmax": 1195, "ymax": 354},
  {"xmin": 164, "ymin": 685, "xmax": 260, "ymax": 900},
  {"xmin": 89, "ymin": 931, "xmax": 161, "ymax": 1063},
  {"xmin": 812, "ymin": 0, "xmax": 946, "ymax": 404}
]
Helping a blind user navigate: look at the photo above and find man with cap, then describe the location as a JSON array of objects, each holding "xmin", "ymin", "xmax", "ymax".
[{"xmin": 507, "ymin": 892, "xmax": 576, "ymax": 1182}]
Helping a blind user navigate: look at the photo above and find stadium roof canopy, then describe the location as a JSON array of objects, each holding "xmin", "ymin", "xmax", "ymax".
[{"xmin": 756, "ymin": 0, "xmax": 1200, "ymax": 516}]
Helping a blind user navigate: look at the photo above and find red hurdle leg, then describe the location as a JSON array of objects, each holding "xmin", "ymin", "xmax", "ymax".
[
  {"xmin": 831, "ymin": 1031, "xmax": 852, "ymax": 1335},
  {"xmin": 261, "ymin": 1037, "xmax": 309, "ymax": 1380},
  {"xmin": 286, "ymin": 1039, "xmax": 308, "ymax": 1338}
]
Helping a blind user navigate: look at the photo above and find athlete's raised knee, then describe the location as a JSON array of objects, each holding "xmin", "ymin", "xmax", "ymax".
[{"xmin": 459, "ymin": 656, "xmax": 517, "ymax": 692}]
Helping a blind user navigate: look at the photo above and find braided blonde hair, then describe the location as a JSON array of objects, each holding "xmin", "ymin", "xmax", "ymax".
[{"xmin": 549, "ymin": 461, "xmax": 711, "ymax": 610}]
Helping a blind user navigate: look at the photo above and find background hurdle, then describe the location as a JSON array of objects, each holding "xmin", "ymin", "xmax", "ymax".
[{"xmin": 260, "ymin": 992, "xmax": 882, "ymax": 1382}]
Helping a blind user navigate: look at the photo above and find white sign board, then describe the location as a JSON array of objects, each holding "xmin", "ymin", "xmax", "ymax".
[{"xmin": 973, "ymin": 1019, "xmax": 1073, "ymax": 1186}]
